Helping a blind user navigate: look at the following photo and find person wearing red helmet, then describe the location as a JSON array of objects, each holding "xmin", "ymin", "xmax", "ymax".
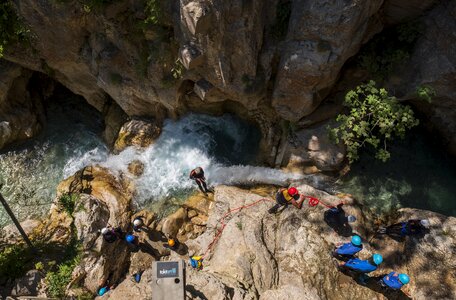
[{"xmin": 268, "ymin": 186, "xmax": 304, "ymax": 214}]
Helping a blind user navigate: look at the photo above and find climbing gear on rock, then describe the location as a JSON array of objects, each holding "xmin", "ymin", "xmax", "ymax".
[
  {"xmin": 372, "ymin": 254, "xmax": 383, "ymax": 265},
  {"xmin": 189, "ymin": 256, "xmax": 203, "ymax": 270},
  {"xmin": 399, "ymin": 273, "xmax": 410, "ymax": 284},
  {"xmin": 101, "ymin": 227, "xmax": 109, "ymax": 235},
  {"xmin": 351, "ymin": 235, "xmax": 362, "ymax": 246}
]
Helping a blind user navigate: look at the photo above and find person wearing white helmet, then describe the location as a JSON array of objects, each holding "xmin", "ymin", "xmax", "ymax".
[
  {"xmin": 133, "ymin": 216, "xmax": 144, "ymax": 232},
  {"xmin": 379, "ymin": 219, "xmax": 430, "ymax": 239},
  {"xmin": 101, "ymin": 226, "xmax": 123, "ymax": 243}
]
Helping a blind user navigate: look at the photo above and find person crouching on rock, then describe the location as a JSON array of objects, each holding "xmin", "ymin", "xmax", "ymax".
[
  {"xmin": 101, "ymin": 226, "xmax": 124, "ymax": 243},
  {"xmin": 380, "ymin": 272, "xmax": 410, "ymax": 291},
  {"xmin": 333, "ymin": 235, "xmax": 363, "ymax": 260},
  {"xmin": 189, "ymin": 167, "xmax": 211, "ymax": 196},
  {"xmin": 268, "ymin": 186, "xmax": 304, "ymax": 214},
  {"xmin": 339, "ymin": 253, "xmax": 383, "ymax": 284}
]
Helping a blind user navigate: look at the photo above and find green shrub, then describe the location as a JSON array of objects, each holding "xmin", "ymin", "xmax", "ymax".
[
  {"xmin": 0, "ymin": 1, "xmax": 29, "ymax": 58},
  {"xmin": 0, "ymin": 243, "xmax": 34, "ymax": 283},
  {"xmin": 144, "ymin": 0, "xmax": 161, "ymax": 25},
  {"xmin": 46, "ymin": 255, "xmax": 81, "ymax": 298},
  {"xmin": 416, "ymin": 85, "xmax": 435, "ymax": 103},
  {"xmin": 330, "ymin": 81, "xmax": 419, "ymax": 163},
  {"xmin": 58, "ymin": 193, "xmax": 79, "ymax": 216}
]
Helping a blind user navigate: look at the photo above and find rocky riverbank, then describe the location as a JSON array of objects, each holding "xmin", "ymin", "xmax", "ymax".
[{"xmin": 1, "ymin": 165, "xmax": 455, "ymax": 299}]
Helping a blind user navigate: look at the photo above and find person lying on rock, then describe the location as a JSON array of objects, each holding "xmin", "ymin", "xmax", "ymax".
[
  {"xmin": 378, "ymin": 219, "xmax": 430, "ymax": 239},
  {"xmin": 268, "ymin": 186, "xmax": 304, "ymax": 214},
  {"xmin": 339, "ymin": 254, "xmax": 383, "ymax": 284},
  {"xmin": 333, "ymin": 235, "xmax": 363, "ymax": 260},
  {"xmin": 189, "ymin": 167, "xmax": 211, "ymax": 196},
  {"xmin": 380, "ymin": 272, "xmax": 410, "ymax": 291},
  {"xmin": 101, "ymin": 226, "xmax": 124, "ymax": 243}
]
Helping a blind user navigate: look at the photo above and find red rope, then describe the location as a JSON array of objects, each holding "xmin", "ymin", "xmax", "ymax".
[
  {"xmin": 202, "ymin": 198, "xmax": 273, "ymax": 258},
  {"xmin": 200, "ymin": 195, "xmax": 343, "ymax": 259}
]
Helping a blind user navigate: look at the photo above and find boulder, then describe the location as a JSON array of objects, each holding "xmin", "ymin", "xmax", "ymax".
[
  {"xmin": 114, "ymin": 119, "xmax": 161, "ymax": 153},
  {"xmin": 281, "ymin": 121, "xmax": 346, "ymax": 172},
  {"xmin": 382, "ymin": 0, "xmax": 437, "ymax": 25},
  {"xmin": 10, "ymin": 270, "xmax": 44, "ymax": 297},
  {"xmin": 127, "ymin": 160, "xmax": 145, "ymax": 177},
  {"xmin": 0, "ymin": 60, "xmax": 43, "ymax": 149},
  {"xmin": 0, "ymin": 219, "xmax": 40, "ymax": 245}
]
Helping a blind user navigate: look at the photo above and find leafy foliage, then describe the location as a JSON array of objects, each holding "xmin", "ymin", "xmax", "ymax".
[
  {"xmin": 0, "ymin": 1, "xmax": 29, "ymax": 58},
  {"xmin": 330, "ymin": 81, "xmax": 419, "ymax": 163},
  {"xmin": 58, "ymin": 193, "xmax": 79, "ymax": 216},
  {"xmin": 46, "ymin": 255, "xmax": 81, "ymax": 298},
  {"xmin": 416, "ymin": 85, "xmax": 436, "ymax": 103},
  {"xmin": 0, "ymin": 243, "xmax": 34, "ymax": 283},
  {"xmin": 357, "ymin": 20, "xmax": 423, "ymax": 81},
  {"xmin": 144, "ymin": 0, "xmax": 161, "ymax": 25}
]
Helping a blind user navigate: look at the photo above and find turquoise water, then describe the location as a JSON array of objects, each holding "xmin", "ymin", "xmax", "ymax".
[
  {"xmin": 0, "ymin": 88, "xmax": 105, "ymax": 227},
  {"xmin": 338, "ymin": 128, "xmax": 456, "ymax": 216}
]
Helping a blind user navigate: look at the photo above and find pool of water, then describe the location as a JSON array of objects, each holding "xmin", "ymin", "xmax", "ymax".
[
  {"xmin": 0, "ymin": 89, "xmax": 105, "ymax": 227},
  {"xmin": 337, "ymin": 128, "xmax": 456, "ymax": 217}
]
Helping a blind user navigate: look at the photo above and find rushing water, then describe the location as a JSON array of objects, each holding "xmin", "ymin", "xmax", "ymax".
[{"xmin": 337, "ymin": 128, "xmax": 456, "ymax": 216}]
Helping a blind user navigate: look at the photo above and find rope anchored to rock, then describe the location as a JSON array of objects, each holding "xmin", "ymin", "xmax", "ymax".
[{"xmin": 190, "ymin": 194, "xmax": 340, "ymax": 270}]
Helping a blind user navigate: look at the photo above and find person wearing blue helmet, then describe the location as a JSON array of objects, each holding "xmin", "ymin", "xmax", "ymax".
[
  {"xmin": 380, "ymin": 272, "xmax": 410, "ymax": 290},
  {"xmin": 333, "ymin": 235, "xmax": 363, "ymax": 259},
  {"xmin": 341, "ymin": 253, "xmax": 382, "ymax": 273}
]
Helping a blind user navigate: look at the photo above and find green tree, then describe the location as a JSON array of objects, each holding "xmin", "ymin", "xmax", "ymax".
[{"xmin": 330, "ymin": 81, "xmax": 419, "ymax": 163}]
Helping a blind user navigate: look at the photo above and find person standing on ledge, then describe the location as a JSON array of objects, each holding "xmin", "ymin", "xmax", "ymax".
[
  {"xmin": 268, "ymin": 186, "xmax": 304, "ymax": 214},
  {"xmin": 189, "ymin": 167, "xmax": 211, "ymax": 196}
]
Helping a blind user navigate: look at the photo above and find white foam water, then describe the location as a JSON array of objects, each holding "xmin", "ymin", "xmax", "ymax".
[{"xmin": 82, "ymin": 114, "xmax": 305, "ymax": 206}]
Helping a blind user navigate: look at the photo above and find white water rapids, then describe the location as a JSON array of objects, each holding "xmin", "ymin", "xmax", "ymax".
[{"xmin": 64, "ymin": 114, "xmax": 304, "ymax": 206}]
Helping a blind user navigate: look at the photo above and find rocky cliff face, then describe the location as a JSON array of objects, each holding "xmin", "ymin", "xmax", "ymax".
[{"xmin": 2, "ymin": 0, "xmax": 454, "ymax": 161}]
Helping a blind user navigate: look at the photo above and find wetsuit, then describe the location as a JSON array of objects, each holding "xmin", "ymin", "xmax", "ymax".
[
  {"xmin": 268, "ymin": 189, "xmax": 300, "ymax": 214},
  {"xmin": 344, "ymin": 258, "xmax": 377, "ymax": 273},
  {"xmin": 190, "ymin": 167, "xmax": 209, "ymax": 194},
  {"xmin": 381, "ymin": 272, "xmax": 404, "ymax": 290},
  {"xmin": 103, "ymin": 227, "xmax": 123, "ymax": 243},
  {"xmin": 335, "ymin": 242, "xmax": 362, "ymax": 256},
  {"xmin": 386, "ymin": 220, "xmax": 425, "ymax": 237}
]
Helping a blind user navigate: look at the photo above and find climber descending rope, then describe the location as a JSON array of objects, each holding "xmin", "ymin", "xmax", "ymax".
[{"xmin": 189, "ymin": 190, "xmax": 343, "ymax": 270}]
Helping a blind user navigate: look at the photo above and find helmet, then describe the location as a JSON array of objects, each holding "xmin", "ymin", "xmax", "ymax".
[
  {"xmin": 420, "ymin": 219, "xmax": 430, "ymax": 228},
  {"xmin": 133, "ymin": 218, "xmax": 143, "ymax": 227},
  {"xmin": 98, "ymin": 287, "xmax": 108, "ymax": 296},
  {"xmin": 372, "ymin": 253, "xmax": 383, "ymax": 265},
  {"xmin": 287, "ymin": 187, "xmax": 298, "ymax": 196},
  {"xmin": 168, "ymin": 239, "xmax": 175, "ymax": 247},
  {"xmin": 351, "ymin": 235, "xmax": 362, "ymax": 246},
  {"xmin": 398, "ymin": 273, "xmax": 410, "ymax": 284},
  {"xmin": 101, "ymin": 227, "xmax": 109, "ymax": 235},
  {"xmin": 347, "ymin": 215, "xmax": 357, "ymax": 223},
  {"xmin": 126, "ymin": 234, "xmax": 136, "ymax": 244}
]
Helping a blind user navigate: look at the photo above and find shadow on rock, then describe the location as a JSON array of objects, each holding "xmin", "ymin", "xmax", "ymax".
[
  {"xmin": 186, "ymin": 284, "xmax": 209, "ymax": 300},
  {"xmin": 323, "ymin": 204, "xmax": 353, "ymax": 237}
]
